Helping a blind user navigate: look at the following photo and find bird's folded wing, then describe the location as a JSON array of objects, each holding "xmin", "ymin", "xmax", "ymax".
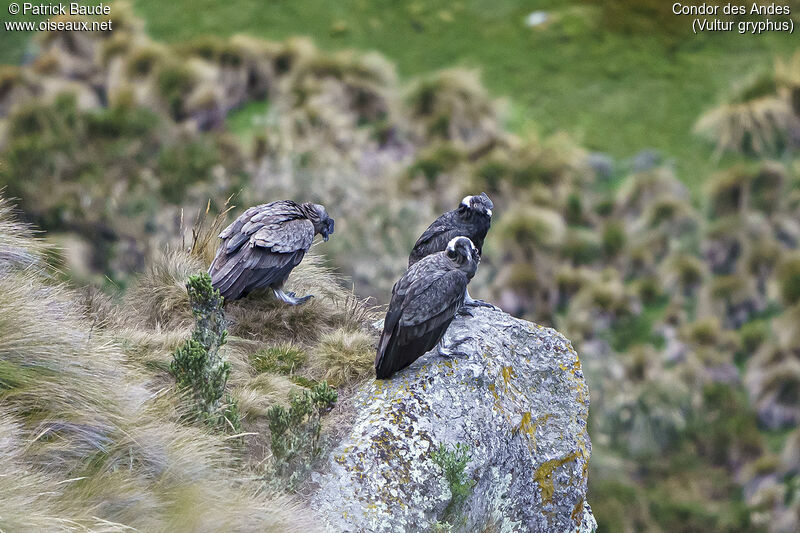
[
  {"xmin": 400, "ymin": 269, "xmax": 468, "ymax": 330},
  {"xmin": 219, "ymin": 201, "xmax": 311, "ymax": 254},
  {"xmin": 413, "ymin": 223, "xmax": 460, "ymax": 252},
  {"xmin": 251, "ymin": 218, "xmax": 315, "ymax": 253}
]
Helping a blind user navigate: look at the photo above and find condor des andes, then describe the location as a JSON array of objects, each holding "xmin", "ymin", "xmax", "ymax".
[
  {"xmin": 375, "ymin": 236, "xmax": 481, "ymax": 379},
  {"xmin": 409, "ymin": 192, "xmax": 494, "ymax": 310},
  {"xmin": 209, "ymin": 201, "xmax": 334, "ymax": 304}
]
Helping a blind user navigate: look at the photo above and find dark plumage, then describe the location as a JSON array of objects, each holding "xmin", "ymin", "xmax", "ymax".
[
  {"xmin": 408, "ymin": 192, "xmax": 493, "ymax": 267},
  {"xmin": 208, "ymin": 200, "xmax": 334, "ymax": 304},
  {"xmin": 375, "ymin": 236, "xmax": 480, "ymax": 379}
]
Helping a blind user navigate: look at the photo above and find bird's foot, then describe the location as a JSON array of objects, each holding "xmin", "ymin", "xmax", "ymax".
[
  {"xmin": 463, "ymin": 297, "xmax": 499, "ymax": 310},
  {"xmin": 274, "ymin": 289, "xmax": 315, "ymax": 306},
  {"xmin": 289, "ymin": 294, "xmax": 314, "ymax": 306}
]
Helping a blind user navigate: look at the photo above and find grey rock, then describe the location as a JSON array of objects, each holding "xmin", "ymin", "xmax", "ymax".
[{"xmin": 311, "ymin": 307, "xmax": 596, "ymax": 532}]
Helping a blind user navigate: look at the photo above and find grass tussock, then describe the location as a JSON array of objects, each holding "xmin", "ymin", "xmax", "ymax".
[
  {"xmin": 224, "ymin": 252, "xmax": 378, "ymax": 344},
  {"xmin": 122, "ymin": 249, "xmax": 204, "ymax": 330},
  {"xmin": 0, "ymin": 195, "xmax": 48, "ymax": 272},
  {"xmin": 310, "ymin": 327, "xmax": 376, "ymax": 388}
]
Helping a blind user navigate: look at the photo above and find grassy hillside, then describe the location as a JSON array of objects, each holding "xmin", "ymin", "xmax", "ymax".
[{"xmin": 3, "ymin": 0, "xmax": 797, "ymax": 186}]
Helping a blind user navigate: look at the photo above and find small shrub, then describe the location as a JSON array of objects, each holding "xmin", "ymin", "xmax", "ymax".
[
  {"xmin": 740, "ymin": 320, "xmax": 770, "ymax": 354},
  {"xmin": 431, "ymin": 442, "xmax": 475, "ymax": 516},
  {"xmin": 602, "ymin": 221, "xmax": 627, "ymax": 258},
  {"xmin": 407, "ymin": 144, "xmax": 462, "ymax": 186},
  {"xmin": 170, "ymin": 273, "xmax": 238, "ymax": 429},
  {"xmin": 267, "ymin": 382, "xmax": 337, "ymax": 489},
  {"xmin": 565, "ymin": 192, "xmax": 584, "ymax": 226}
]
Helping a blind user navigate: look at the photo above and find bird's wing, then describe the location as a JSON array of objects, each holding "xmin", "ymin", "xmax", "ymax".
[
  {"xmin": 409, "ymin": 213, "xmax": 462, "ymax": 265},
  {"xmin": 398, "ymin": 269, "xmax": 468, "ymax": 337},
  {"xmin": 209, "ymin": 202, "xmax": 313, "ymax": 299},
  {"xmin": 250, "ymin": 218, "xmax": 315, "ymax": 253},
  {"xmin": 213, "ymin": 247, "xmax": 306, "ymax": 300},
  {"xmin": 218, "ymin": 201, "xmax": 311, "ymax": 254}
]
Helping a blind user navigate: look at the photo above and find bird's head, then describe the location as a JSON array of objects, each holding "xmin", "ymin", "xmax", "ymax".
[
  {"xmin": 446, "ymin": 236, "xmax": 480, "ymax": 272},
  {"xmin": 305, "ymin": 203, "xmax": 335, "ymax": 242},
  {"xmin": 459, "ymin": 192, "xmax": 493, "ymax": 218}
]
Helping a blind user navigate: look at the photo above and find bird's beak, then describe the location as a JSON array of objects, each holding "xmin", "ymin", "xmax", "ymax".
[
  {"xmin": 486, "ymin": 209, "xmax": 492, "ymax": 217},
  {"xmin": 323, "ymin": 234, "xmax": 330, "ymax": 242}
]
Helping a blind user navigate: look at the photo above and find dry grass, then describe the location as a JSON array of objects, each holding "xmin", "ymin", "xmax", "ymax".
[
  {"xmin": 695, "ymin": 69, "xmax": 799, "ymax": 157},
  {"xmin": 224, "ymin": 252, "xmax": 378, "ymax": 344},
  {"xmin": 0, "ymin": 195, "xmax": 48, "ymax": 272},
  {"xmin": 309, "ymin": 327, "xmax": 376, "ymax": 388},
  {"xmin": 122, "ymin": 249, "xmax": 203, "ymax": 330},
  {"xmin": 185, "ymin": 196, "xmax": 236, "ymax": 265}
]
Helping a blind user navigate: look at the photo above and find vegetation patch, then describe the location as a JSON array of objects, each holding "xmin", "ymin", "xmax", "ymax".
[
  {"xmin": 267, "ymin": 381, "xmax": 338, "ymax": 489},
  {"xmin": 431, "ymin": 442, "xmax": 476, "ymax": 520},
  {"xmin": 170, "ymin": 272, "xmax": 239, "ymax": 430}
]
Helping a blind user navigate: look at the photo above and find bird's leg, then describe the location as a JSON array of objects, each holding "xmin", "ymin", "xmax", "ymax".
[
  {"xmin": 462, "ymin": 287, "xmax": 499, "ymax": 310},
  {"xmin": 437, "ymin": 337, "xmax": 470, "ymax": 359},
  {"xmin": 273, "ymin": 288, "xmax": 314, "ymax": 306}
]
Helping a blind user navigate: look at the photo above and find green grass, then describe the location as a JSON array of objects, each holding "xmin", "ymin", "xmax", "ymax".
[
  {"xmin": 1, "ymin": 1, "xmax": 796, "ymax": 183},
  {"xmin": 226, "ymin": 98, "xmax": 270, "ymax": 145}
]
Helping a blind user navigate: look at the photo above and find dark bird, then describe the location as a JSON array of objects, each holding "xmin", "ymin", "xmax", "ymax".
[
  {"xmin": 408, "ymin": 192, "xmax": 494, "ymax": 309},
  {"xmin": 208, "ymin": 200, "xmax": 334, "ymax": 304},
  {"xmin": 375, "ymin": 236, "xmax": 480, "ymax": 379}
]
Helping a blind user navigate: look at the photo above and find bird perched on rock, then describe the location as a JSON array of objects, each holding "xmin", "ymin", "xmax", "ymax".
[
  {"xmin": 375, "ymin": 236, "xmax": 480, "ymax": 379},
  {"xmin": 208, "ymin": 200, "xmax": 334, "ymax": 304},
  {"xmin": 408, "ymin": 192, "xmax": 494, "ymax": 309}
]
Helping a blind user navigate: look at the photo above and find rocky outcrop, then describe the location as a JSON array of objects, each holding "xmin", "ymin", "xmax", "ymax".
[{"xmin": 311, "ymin": 307, "xmax": 596, "ymax": 532}]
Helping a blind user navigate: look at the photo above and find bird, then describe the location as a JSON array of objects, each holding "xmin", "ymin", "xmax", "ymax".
[
  {"xmin": 208, "ymin": 200, "xmax": 334, "ymax": 304},
  {"xmin": 375, "ymin": 236, "xmax": 480, "ymax": 379},
  {"xmin": 408, "ymin": 192, "xmax": 494, "ymax": 310}
]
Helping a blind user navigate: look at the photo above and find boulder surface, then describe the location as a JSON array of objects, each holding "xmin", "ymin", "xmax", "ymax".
[{"xmin": 311, "ymin": 307, "xmax": 596, "ymax": 532}]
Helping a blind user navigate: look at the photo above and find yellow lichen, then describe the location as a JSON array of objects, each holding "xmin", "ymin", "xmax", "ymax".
[
  {"xmin": 532, "ymin": 450, "xmax": 581, "ymax": 503},
  {"xmin": 571, "ymin": 498, "xmax": 585, "ymax": 524}
]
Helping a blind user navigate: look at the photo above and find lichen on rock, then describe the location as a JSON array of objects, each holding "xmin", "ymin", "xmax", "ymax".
[{"xmin": 311, "ymin": 307, "xmax": 596, "ymax": 532}]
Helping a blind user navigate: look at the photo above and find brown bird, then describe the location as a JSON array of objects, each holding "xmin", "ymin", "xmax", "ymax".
[{"xmin": 208, "ymin": 200, "xmax": 334, "ymax": 304}]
